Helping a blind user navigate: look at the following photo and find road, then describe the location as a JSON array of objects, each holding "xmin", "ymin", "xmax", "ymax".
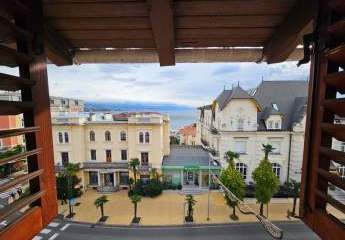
[{"xmin": 36, "ymin": 221, "xmax": 319, "ymax": 240}]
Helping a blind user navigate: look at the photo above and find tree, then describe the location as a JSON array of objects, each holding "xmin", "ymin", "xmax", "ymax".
[
  {"xmin": 224, "ymin": 151, "xmax": 239, "ymax": 169},
  {"xmin": 94, "ymin": 195, "xmax": 109, "ymax": 221},
  {"xmin": 220, "ymin": 164, "xmax": 245, "ymax": 220},
  {"xmin": 150, "ymin": 168, "xmax": 159, "ymax": 182},
  {"xmin": 286, "ymin": 179, "xmax": 301, "ymax": 216},
  {"xmin": 129, "ymin": 193, "xmax": 141, "ymax": 222},
  {"xmin": 262, "ymin": 144, "xmax": 274, "ymax": 159},
  {"xmin": 252, "ymin": 158, "xmax": 279, "ymax": 216},
  {"xmin": 56, "ymin": 163, "xmax": 82, "ymax": 217},
  {"xmin": 129, "ymin": 158, "xmax": 140, "ymax": 183},
  {"xmin": 185, "ymin": 194, "xmax": 196, "ymax": 222}
]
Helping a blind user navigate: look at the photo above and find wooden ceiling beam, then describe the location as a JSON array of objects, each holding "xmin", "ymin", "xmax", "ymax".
[
  {"xmin": 148, "ymin": 0, "xmax": 175, "ymax": 66},
  {"xmin": 263, "ymin": 0, "xmax": 316, "ymax": 64},
  {"xmin": 44, "ymin": 23, "xmax": 74, "ymax": 66}
]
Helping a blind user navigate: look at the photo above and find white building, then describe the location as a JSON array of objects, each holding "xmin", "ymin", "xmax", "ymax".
[{"xmin": 197, "ymin": 81, "xmax": 308, "ymax": 184}]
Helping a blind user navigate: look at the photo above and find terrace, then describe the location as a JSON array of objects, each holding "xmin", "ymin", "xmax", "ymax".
[{"xmin": 0, "ymin": 0, "xmax": 344, "ymax": 240}]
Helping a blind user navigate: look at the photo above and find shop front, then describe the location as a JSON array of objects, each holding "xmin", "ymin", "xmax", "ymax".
[{"xmin": 162, "ymin": 145, "xmax": 221, "ymax": 189}]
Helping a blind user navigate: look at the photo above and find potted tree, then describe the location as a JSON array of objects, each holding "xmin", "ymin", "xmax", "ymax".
[
  {"xmin": 185, "ymin": 194, "xmax": 196, "ymax": 223},
  {"xmin": 130, "ymin": 193, "xmax": 142, "ymax": 224},
  {"xmin": 94, "ymin": 195, "xmax": 109, "ymax": 223}
]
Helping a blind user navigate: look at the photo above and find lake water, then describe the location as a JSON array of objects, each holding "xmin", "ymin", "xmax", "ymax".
[{"xmin": 85, "ymin": 102, "xmax": 198, "ymax": 130}]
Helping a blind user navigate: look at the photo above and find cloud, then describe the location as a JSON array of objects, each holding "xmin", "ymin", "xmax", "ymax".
[
  {"xmin": 0, "ymin": 61, "xmax": 310, "ymax": 107},
  {"xmin": 212, "ymin": 64, "xmax": 241, "ymax": 76}
]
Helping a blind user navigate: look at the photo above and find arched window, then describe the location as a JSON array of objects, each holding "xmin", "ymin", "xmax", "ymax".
[
  {"xmin": 145, "ymin": 132, "xmax": 150, "ymax": 143},
  {"xmin": 139, "ymin": 132, "xmax": 144, "ymax": 143},
  {"xmin": 64, "ymin": 132, "xmax": 69, "ymax": 143},
  {"xmin": 105, "ymin": 131, "xmax": 111, "ymax": 141},
  {"xmin": 272, "ymin": 163, "xmax": 281, "ymax": 179},
  {"xmin": 89, "ymin": 131, "xmax": 95, "ymax": 142},
  {"xmin": 58, "ymin": 132, "xmax": 63, "ymax": 143},
  {"xmin": 120, "ymin": 131, "xmax": 127, "ymax": 141},
  {"xmin": 235, "ymin": 163, "xmax": 247, "ymax": 180}
]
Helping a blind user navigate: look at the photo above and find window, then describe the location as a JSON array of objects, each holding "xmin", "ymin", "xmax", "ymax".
[
  {"xmin": 338, "ymin": 166, "xmax": 345, "ymax": 179},
  {"xmin": 145, "ymin": 132, "xmax": 150, "ymax": 143},
  {"xmin": 105, "ymin": 131, "xmax": 111, "ymax": 141},
  {"xmin": 119, "ymin": 172, "xmax": 129, "ymax": 185},
  {"xmin": 61, "ymin": 152, "xmax": 69, "ymax": 166},
  {"xmin": 64, "ymin": 132, "xmax": 69, "ymax": 143},
  {"xmin": 275, "ymin": 121, "xmax": 280, "ymax": 129},
  {"xmin": 235, "ymin": 163, "xmax": 248, "ymax": 180},
  {"xmin": 238, "ymin": 118, "xmax": 244, "ymax": 130},
  {"xmin": 58, "ymin": 132, "xmax": 63, "ymax": 143},
  {"xmin": 234, "ymin": 140, "xmax": 247, "ymax": 154},
  {"xmin": 50, "ymin": 99, "xmax": 54, "ymax": 105},
  {"xmin": 268, "ymin": 120, "xmax": 273, "ymax": 129},
  {"xmin": 61, "ymin": 99, "xmax": 66, "ymax": 105},
  {"xmin": 270, "ymin": 141, "xmax": 281, "ymax": 154},
  {"xmin": 89, "ymin": 131, "xmax": 95, "ymax": 141},
  {"xmin": 106, "ymin": 149, "xmax": 112, "ymax": 162},
  {"xmin": 141, "ymin": 152, "xmax": 149, "ymax": 166},
  {"xmin": 75, "ymin": 100, "xmax": 79, "ymax": 106},
  {"xmin": 272, "ymin": 163, "xmax": 281, "ymax": 179},
  {"xmin": 120, "ymin": 131, "xmax": 127, "ymax": 141},
  {"xmin": 121, "ymin": 150, "xmax": 127, "ymax": 161},
  {"xmin": 90, "ymin": 149, "xmax": 96, "ymax": 161},
  {"xmin": 139, "ymin": 132, "xmax": 144, "ymax": 143},
  {"xmin": 341, "ymin": 142, "xmax": 345, "ymax": 152},
  {"xmin": 89, "ymin": 171, "xmax": 98, "ymax": 185},
  {"xmin": 272, "ymin": 103, "xmax": 279, "ymax": 111}
]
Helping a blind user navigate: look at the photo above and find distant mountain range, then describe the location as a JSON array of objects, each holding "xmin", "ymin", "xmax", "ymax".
[{"xmin": 85, "ymin": 101, "xmax": 194, "ymax": 112}]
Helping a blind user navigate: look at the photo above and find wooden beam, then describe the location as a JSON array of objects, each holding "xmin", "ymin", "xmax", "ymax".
[
  {"xmin": 74, "ymin": 48, "xmax": 304, "ymax": 64},
  {"xmin": 263, "ymin": 0, "xmax": 316, "ymax": 64},
  {"xmin": 148, "ymin": 0, "xmax": 175, "ymax": 66},
  {"xmin": 44, "ymin": 23, "xmax": 74, "ymax": 66}
]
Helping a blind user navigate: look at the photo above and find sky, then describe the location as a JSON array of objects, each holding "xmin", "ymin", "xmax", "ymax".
[{"xmin": 0, "ymin": 62, "xmax": 309, "ymax": 107}]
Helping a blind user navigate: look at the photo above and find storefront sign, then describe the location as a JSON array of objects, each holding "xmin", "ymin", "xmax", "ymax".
[{"xmin": 184, "ymin": 166, "xmax": 200, "ymax": 171}]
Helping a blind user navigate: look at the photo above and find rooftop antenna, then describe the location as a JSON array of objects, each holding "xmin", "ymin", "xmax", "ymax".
[
  {"xmin": 261, "ymin": 76, "xmax": 264, "ymax": 83},
  {"xmin": 223, "ymin": 85, "xmax": 226, "ymax": 91}
]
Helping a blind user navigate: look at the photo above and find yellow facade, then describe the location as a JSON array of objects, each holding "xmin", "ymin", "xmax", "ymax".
[{"xmin": 52, "ymin": 112, "xmax": 170, "ymax": 192}]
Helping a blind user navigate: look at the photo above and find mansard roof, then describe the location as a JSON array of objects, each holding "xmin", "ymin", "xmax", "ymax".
[
  {"xmin": 254, "ymin": 80, "xmax": 308, "ymax": 130},
  {"xmin": 215, "ymin": 86, "xmax": 260, "ymax": 110}
]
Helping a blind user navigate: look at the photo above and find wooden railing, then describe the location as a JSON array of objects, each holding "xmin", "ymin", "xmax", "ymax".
[{"xmin": 0, "ymin": 1, "xmax": 57, "ymax": 239}]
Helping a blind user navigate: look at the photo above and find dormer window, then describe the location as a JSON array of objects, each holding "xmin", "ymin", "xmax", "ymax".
[
  {"xmin": 272, "ymin": 103, "xmax": 279, "ymax": 111},
  {"xmin": 268, "ymin": 120, "xmax": 273, "ymax": 129}
]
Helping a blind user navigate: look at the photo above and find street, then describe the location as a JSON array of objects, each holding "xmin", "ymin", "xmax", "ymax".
[{"xmin": 33, "ymin": 220, "xmax": 319, "ymax": 240}]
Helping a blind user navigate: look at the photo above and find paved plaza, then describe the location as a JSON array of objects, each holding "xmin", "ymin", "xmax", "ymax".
[{"xmin": 58, "ymin": 190, "xmax": 307, "ymax": 225}]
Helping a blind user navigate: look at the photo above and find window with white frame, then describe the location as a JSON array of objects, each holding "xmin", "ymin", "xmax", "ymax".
[
  {"xmin": 338, "ymin": 166, "xmax": 345, "ymax": 179},
  {"xmin": 270, "ymin": 141, "xmax": 281, "ymax": 154},
  {"xmin": 235, "ymin": 163, "xmax": 248, "ymax": 180},
  {"xmin": 340, "ymin": 142, "xmax": 345, "ymax": 152},
  {"xmin": 234, "ymin": 140, "xmax": 247, "ymax": 154},
  {"xmin": 139, "ymin": 132, "xmax": 144, "ymax": 143},
  {"xmin": 121, "ymin": 149, "xmax": 127, "ymax": 161},
  {"xmin": 120, "ymin": 131, "xmax": 127, "ymax": 141},
  {"xmin": 58, "ymin": 132, "xmax": 63, "ymax": 143},
  {"xmin": 274, "ymin": 121, "xmax": 280, "ymax": 129},
  {"xmin": 64, "ymin": 132, "xmax": 69, "ymax": 143},
  {"xmin": 145, "ymin": 132, "xmax": 150, "ymax": 143},
  {"xmin": 268, "ymin": 120, "xmax": 273, "ymax": 129},
  {"xmin": 61, "ymin": 152, "xmax": 69, "ymax": 166},
  {"xmin": 238, "ymin": 118, "xmax": 244, "ymax": 130},
  {"xmin": 272, "ymin": 163, "xmax": 281, "ymax": 179},
  {"xmin": 90, "ymin": 131, "xmax": 95, "ymax": 141},
  {"xmin": 105, "ymin": 131, "xmax": 111, "ymax": 141}
]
